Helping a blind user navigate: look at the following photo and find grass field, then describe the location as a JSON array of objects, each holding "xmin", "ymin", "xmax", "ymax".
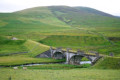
[{"xmin": 0, "ymin": 68, "xmax": 119, "ymax": 80}]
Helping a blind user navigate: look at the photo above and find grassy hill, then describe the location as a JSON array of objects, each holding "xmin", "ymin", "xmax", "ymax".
[
  {"xmin": 0, "ymin": 6, "xmax": 120, "ymax": 35},
  {"xmin": 0, "ymin": 6, "xmax": 120, "ymax": 66},
  {"xmin": 49, "ymin": 6, "xmax": 120, "ymax": 27}
]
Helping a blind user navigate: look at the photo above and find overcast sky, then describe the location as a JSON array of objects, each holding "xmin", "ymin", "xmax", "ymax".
[{"xmin": 0, "ymin": 0, "xmax": 120, "ymax": 16}]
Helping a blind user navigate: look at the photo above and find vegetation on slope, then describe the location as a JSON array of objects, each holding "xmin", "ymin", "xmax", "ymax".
[
  {"xmin": 49, "ymin": 6, "xmax": 120, "ymax": 27},
  {"xmin": 0, "ymin": 35, "xmax": 49, "ymax": 57},
  {"xmin": 0, "ymin": 7, "xmax": 72, "ymax": 36},
  {"xmin": 0, "ymin": 6, "xmax": 120, "ymax": 67},
  {"xmin": 0, "ymin": 36, "xmax": 28, "ymax": 56},
  {"xmin": 23, "ymin": 40, "xmax": 49, "ymax": 57},
  {"xmin": 93, "ymin": 57, "xmax": 120, "ymax": 69},
  {"xmin": 39, "ymin": 35, "xmax": 120, "ymax": 56},
  {"xmin": 0, "ymin": 36, "xmax": 66, "ymax": 66},
  {"xmin": 40, "ymin": 35, "xmax": 111, "ymax": 47}
]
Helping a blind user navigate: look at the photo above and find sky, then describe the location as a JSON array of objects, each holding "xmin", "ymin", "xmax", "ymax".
[{"xmin": 0, "ymin": 0, "xmax": 120, "ymax": 16}]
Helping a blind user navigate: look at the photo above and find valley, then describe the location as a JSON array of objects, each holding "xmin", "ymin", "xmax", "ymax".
[{"xmin": 0, "ymin": 6, "xmax": 120, "ymax": 80}]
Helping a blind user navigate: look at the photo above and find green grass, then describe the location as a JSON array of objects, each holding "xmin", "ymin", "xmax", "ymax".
[
  {"xmin": 26, "ymin": 64, "xmax": 91, "ymax": 70},
  {"xmin": 0, "ymin": 38, "xmax": 64, "ymax": 66},
  {"xmin": 0, "ymin": 7, "xmax": 72, "ymax": 36},
  {"xmin": 96, "ymin": 41, "xmax": 120, "ymax": 56},
  {"xmin": 23, "ymin": 40, "xmax": 50, "ymax": 57},
  {"xmin": 0, "ymin": 35, "xmax": 50, "ymax": 57},
  {"xmin": 93, "ymin": 57, "xmax": 120, "ymax": 69},
  {"xmin": 0, "ymin": 36, "xmax": 66, "ymax": 66},
  {"xmin": 0, "ymin": 6, "xmax": 120, "ymax": 68},
  {"xmin": 0, "ymin": 56, "xmax": 65, "ymax": 66},
  {"xmin": 0, "ymin": 68, "xmax": 120, "ymax": 80},
  {"xmin": 49, "ymin": 6, "xmax": 120, "ymax": 27},
  {"xmin": 0, "ymin": 36, "xmax": 28, "ymax": 56},
  {"xmin": 39, "ymin": 35, "xmax": 120, "ymax": 56},
  {"xmin": 40, "ymin": 35, "xmax": 111, "ymax": 47}
]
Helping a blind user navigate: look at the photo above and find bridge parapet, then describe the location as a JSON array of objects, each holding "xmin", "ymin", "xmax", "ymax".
[{"xmin": 77, "ymin": 49, "xmax": 85, "ymax": 55}]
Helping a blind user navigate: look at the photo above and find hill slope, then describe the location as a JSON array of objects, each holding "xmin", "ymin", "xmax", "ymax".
[
  {"xmin": 93, "ymin": 57, "xmax": 120, "ymax": 69},
  {"xmin": 0, "ymin": 6, "xmax": 120, "ymax": 36},
  {"xmin": 0, "ymin": 6, "xmax": 120, "ymax": 33},
  {"xmin": 0, "ymin": 6, "xmax": 120, "ymax": 57},
  {"xmin": 48, "ymin": 6, "xmax": 120, "ymax": 27}
]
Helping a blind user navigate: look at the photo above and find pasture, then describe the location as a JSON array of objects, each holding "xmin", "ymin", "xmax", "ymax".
[{"xmin": 0, "ymin": 68, "xmax": 119, "ymax": 80}]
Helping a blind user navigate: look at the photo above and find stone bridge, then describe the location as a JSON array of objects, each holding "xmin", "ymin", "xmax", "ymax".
[
  {"xmin": 50, "ymin": 47, "xmax": 101, "ymax": 65},
  {"xmin": 36, "ymin": 47, "xmax": 101, "ymax": 65}
]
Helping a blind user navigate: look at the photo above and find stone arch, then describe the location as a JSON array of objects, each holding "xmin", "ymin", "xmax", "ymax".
[
  {"xmin": 52, "ymin": 51, "xmax": 65, "ymax": 59},
  {"xmin": 69, "ymin": 55, "xmax": 84, "ymax": 65},
  {"xmin": 69, "ymin": 55, "xmax": 92, "ymax": 65}
]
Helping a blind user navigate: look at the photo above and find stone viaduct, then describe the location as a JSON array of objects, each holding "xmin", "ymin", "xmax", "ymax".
[{"xmin": 36, "ymin": 47, "xmax": 101, "ymax": 65}]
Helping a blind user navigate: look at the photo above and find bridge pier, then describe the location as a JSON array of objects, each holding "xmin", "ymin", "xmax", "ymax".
[
  {"xmin": 50, "ymin": 46, "xmax": 53, "ymax": 57},
  {"xmin": 66, "ymin": 48, "xmax": 71, "ymax": 64}
]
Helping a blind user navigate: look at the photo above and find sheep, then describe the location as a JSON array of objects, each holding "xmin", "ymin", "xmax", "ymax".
[
  {"xmin": 23, "ymin": 67, "xmax": 27, "ymax": 70},
  {"xmin": 13, "ymin": 67, "xmax": 18, "ymax": 70}
]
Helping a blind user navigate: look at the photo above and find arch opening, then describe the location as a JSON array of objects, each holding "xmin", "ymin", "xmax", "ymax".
[
  {"xmin": 69, "ymin": 55, "xmax": 84, "ymax": 65},
  {"xmin": 52, "ymin": 52, "xmax": 65, "ymax": 59},
  {"xmin": 69, "ymin": 55, "xmax": 92, "ymax": 65}
]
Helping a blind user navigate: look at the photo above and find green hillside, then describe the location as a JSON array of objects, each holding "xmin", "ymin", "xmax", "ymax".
[
  {"xmin": 0, "ymin": 6, "xmax": 120, "ymax": 66},
  {"xmin": 0, "ymin": 6, "xmax": 120, "ymax": 36},
  {"xmin": 48, "ymin": 6, "xmax": 120, "ymax": 27},
  {"xmin": 0, "ymin": 6, "xmax": 120, "ymax": 80},
  {"xmin": 93, "ymin": 57, "xmax": 120, "ymax": 69},
  {"xmin": 0, "ymin": 36, "xmax": 27, "ymax": 56},
  {"xmin": 40, "ymin": 35, "xmax": 111, "ymax": 47},
  {"xmin": 0, "ymin": 7, "xmax": 72, "ymax": 36}
]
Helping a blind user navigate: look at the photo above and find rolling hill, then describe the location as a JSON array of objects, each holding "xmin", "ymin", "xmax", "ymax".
[
  {"xmin": 0, "ymin": 6, "xmax": 120, "ymax": 33},
  {"xmin": 0, "ymin": 6, "xmax": 120, "ymax": 80},
  {"xmin": 0, "ymin": 6, "xmax": 120, "ymax": 58},
  {"xmin": 0, "ymin": 6, "xmax": 120, "ymax": 36}
]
